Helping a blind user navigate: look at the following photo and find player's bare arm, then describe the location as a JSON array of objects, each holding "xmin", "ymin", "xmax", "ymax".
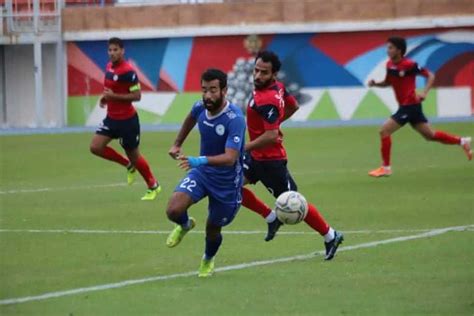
[
  {"xmin": 103, "ymin": 88, "xmax": 141, "ymax": 102},
  {"xmin": 245, "ymin": 129, "xmax": 279, "ymax": 152},
  {"xmin": 417, "ymin": 71, "xmax": 435, "ymax": 101},
  {"xmin": 368, "ymin": 79, "xmax": 390, "ymax": 87},
  {"xmin": 178, "ymin": 148, "xmax": 239, "ymax": 171},
  {"xmin": 169, "ymin": 113, "xmax": 197, "ymax": 159}
]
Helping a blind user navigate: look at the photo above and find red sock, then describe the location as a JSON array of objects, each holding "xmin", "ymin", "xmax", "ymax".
[
  {"xmin": 381, "ymin": 136, "xmax": 391, "ymax": 167},
  {"xmin": 101, "ymin": 146, "xmax": 129, "ymax": 167},
  {"xmin": 433, "ymin": 131, "xmax": 461, "ymax": 145},
  {"xmin": 242, "ymin": 187, "xmax": 272, "ymax": 218},
  {"xmin": 135, "ymin": 155, "xmax": 157, "ymax": 188},
  {"xmin": 304, "ymin": 203, "xmax": 330, "ymax": 236}
]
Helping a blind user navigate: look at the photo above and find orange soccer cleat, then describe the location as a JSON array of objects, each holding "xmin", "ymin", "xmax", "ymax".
[
  {"xmin": 461, "ymin": 137, "xmax": 472, "ymax": 161},
  {"xmin": 368, "ymin": 166, "xmax": 392, "ymax": 177}
]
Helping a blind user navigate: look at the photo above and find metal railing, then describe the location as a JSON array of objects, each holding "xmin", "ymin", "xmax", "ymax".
[
  {"xmin": 1, "ymin": 0, "xmax": 62, "ymax": 34},
  {"xmin": 113, "ymin": 0, "xmax": 223, "ymax": 6}
]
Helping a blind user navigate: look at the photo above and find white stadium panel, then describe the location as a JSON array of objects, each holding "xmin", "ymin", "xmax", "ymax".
[
  {"xmin": 328, "ymin": 88, "xmax": 366, "ymax": 120},
  {"xmin": 290, "ymin": 88, "xmax": 325, "ymax": 122},
  {"xmin": 437, "ymin": 87, "xmax": 472, "ymax": 118}
]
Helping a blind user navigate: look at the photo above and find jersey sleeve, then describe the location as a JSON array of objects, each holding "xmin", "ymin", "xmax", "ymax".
[
  {"xmin": 127, "ymin": 71, "xmax": 141, "ymax": 92},
  {"xmin": 413, "ymin": 63, "xmax": 430, "ymax": 78},
  {"xmin": 253, "ymin": 94, "xmax": 281, "ymax": 130},
  {"xmin": 284, "ymin": 88, "xmax": 298, "ymax": 108},
  {"xmin": 190, "ymin": 101, "xmax": 205, "ymax": 120},
  {"xmin": 225, "ymin": 115, "xmax": 246, "ymax": 151}
]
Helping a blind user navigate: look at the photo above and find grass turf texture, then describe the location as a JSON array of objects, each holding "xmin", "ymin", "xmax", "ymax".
[{"xmin": 1, "ymin": 122, "xmax": 473, "ymax": 315}]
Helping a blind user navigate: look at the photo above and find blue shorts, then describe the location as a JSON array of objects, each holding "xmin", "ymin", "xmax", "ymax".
[{"xmin": 174, "ymin": 168, "xmax": 241, "ymax": 227}]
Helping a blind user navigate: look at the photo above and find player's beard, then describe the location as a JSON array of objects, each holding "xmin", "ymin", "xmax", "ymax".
[
  {"xmin": 110, "ymin": 55, "xmax": 121, "ymax": 65},
  {"xmin": 254, "ymin": 77, "xmax": 273, "ymax": 90},
  {"xmin": 203, "ymin": 95, "xmax": 224, "ymax": 113}
]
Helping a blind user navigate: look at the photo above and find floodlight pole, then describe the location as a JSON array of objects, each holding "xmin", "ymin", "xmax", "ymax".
[{"xmin": 33, "ymin": 0, "xmax": 44, "ymax": 127}]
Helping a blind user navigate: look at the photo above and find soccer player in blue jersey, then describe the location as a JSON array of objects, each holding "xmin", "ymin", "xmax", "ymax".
[{"xmin": 165, "ymin": 68, "xmax": 246, "ymax": 277}]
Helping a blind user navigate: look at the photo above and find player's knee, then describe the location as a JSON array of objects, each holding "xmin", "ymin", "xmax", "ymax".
[
  {"xmin": 166, "ymin": 202, "xmax": 184, "ymax": 221},
  {"xmin": 424, "ymin": 133, "xmax": 435, "ymax": 141},
  {"xmin": 379, "ymin": 128, "xmax": 390, "ymax": 138},
  {"xmin": 89, "ymin": 143, "xmax": 103, "ymax": 156},
  {"xmin": 419, "ymin": 130, "xmax": 435, "ymax": 141},
  {"xmin": 125, "ymin": 149, "xmax": 139, "ymax": 164}
]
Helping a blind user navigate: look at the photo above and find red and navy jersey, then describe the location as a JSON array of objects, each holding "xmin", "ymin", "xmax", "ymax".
[
  {"xmin": 246, "ymin": 81, "xmax": 297, "ymax": 161},
  {"xmin": 104, "ymin": 60, "xmax": 140, "ymax": 120},
  {"xmin": 385, "ymin": 57, "xmax": 430, "ymax": 106}
]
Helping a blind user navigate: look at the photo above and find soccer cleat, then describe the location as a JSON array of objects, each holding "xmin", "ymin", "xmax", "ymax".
[
  {"xmin": 198, "ymin": 257, "xmax": 215, "ymax": 278},
  {"xmin": 461, "ymin": 137, "xmax": 472, "ymax": 161},
  {"xmin": 368, "ymin": 166, "xmax": 392, "ymax": 177},
  {"xmin": 127, "ymin": 167, "xmax": 136, "ymax": 185},
  {"xmin": 166, "ymin": 217, "xmax": 196, "ymax": 248},
  {"xmin": 324, "ymin": 231, "xmax": 344, "ymax": 261},
  {"xmin": 141, "ymin": 185, "xmax": 162, "ymax": 201},
  {"xmin": 264, "ymin": 217, "xmax": 283, "ymax": 242}
]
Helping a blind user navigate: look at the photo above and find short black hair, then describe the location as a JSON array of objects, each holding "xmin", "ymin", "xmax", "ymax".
[
  {"xmin": 387, "ymin": 36, "xmax": 407, "ymax": 56},
  {"xmin": 255, "ymin": 50, "xmax": 281, "ymax": 73},
  {"xmin": 201, "ymin": 68, "xmax": 227, "ymax": 89},
  {"xmin": 108, "ymin": 37, "xmax": 124, "ymax": 48}
]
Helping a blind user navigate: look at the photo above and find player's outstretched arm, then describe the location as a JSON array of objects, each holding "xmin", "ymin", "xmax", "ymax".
[
  {"xmin": 368, "ymin": 79, "xmax": 390, "ymax": 88},
  {"xmin": 178, "ymin": 148, "xmax": 239, "ymax": 170},
  {"xmin": 169, "ymin": 113, "xmax": 197, "ymax": 159}
]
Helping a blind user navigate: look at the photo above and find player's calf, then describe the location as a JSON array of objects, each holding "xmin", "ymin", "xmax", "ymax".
[{"xmin": 165, "ymin": 192, "xmax": 195, "ymax": 248}]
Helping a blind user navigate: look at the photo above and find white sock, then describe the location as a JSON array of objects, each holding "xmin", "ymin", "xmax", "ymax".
[
  {"xmin": 460, "ymin": 137, "xmax": 470, "ymax": 146},
  {"xmin": 324, "ymin": 227, "xmax": 335, "ymax": 243},
  {"xmin": 265, "ymin": 210, "xmax": 277, "ymax": 223},
  {"xmin": 383, "ymin": 165, "xmax": 391, "ymax": 171}
]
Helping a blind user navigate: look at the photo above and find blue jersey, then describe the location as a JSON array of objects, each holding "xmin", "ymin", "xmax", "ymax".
[{"xmin": 190, "ymin": 100, "xmax": 246, "ymax": 185}]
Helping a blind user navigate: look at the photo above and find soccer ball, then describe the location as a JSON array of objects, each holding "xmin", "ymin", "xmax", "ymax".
[{"xmin": 275, "ymin": 191, "xmax": 308, "ymax": 225}]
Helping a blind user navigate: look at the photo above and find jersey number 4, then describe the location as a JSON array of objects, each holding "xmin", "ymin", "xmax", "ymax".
[{"xmin": 180, "ymin": 177, "xmax": 197, "ymax": 192}]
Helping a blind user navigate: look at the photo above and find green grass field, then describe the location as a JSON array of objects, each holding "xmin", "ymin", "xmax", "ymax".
[{"xmin": 1, "ymin": 122, "xmax": 473, "ymax": 315}]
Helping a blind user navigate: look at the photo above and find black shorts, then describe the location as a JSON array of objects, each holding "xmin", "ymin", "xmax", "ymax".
[
  {"xmin": 391, "ymin": 104, "xmax": 428, "ymax": 126},
  {"xmin": 243, "ymin": 153, "xmax": 297, "ymax": 199},
  {"xmin": 96, "ymin": 114, "xmax": 140, "ymax": 150}
]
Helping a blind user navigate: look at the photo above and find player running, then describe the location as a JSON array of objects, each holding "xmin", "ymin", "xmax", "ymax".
[
  {"xmin": 165, "ymin": 69, "xmax": 246, "ymax": 277},
  {"xmin": 241, "ymin": 50, "xmax": 344, "ymax": 261},
  {"xmin": 89, "ymin": 37, "xmax": 160, "ymax": 200},
  {"xmin": 368, "ymin": 36, "xmax": 472, "ymax": 177}
]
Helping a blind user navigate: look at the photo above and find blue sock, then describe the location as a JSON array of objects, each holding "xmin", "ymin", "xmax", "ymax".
[
  {"xmin": 175, "ymin": 212, "xmax": 190, "ymax": 229},
  {"xmin": 204, "ymin": 234, "xmax": 222, "ymax": 260}
]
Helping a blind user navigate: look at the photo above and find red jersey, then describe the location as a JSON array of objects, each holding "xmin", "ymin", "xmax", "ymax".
[
  {"xmin": 247, "ymin": 81, "xmax": 298, "ymax": 161},
  {"xmin": 385, "ymin": 57, "xmax": 430, "ymax": 106},
  {"xmin": 104, "ymin": 60, "xmax": 140, "ymax": 120}
]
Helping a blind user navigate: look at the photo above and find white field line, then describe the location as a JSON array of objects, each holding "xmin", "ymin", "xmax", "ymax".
[
  {"xmin": 0, "ymin": 165, "xmax": 439, "ymax": 195},
  {"xmin": 0, "ymin": 183, "xmax": 127, "ymax": 194},
  {"xmin": 1, "ymin": 227, "xmax": 473, "ymax": 236},
  {"xmin": 0, "ymin": 224, "xmax": 471, "ymax": 306}
]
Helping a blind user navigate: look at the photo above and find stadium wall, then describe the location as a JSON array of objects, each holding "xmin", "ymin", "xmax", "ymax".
[
  {"xmin": 2, "ymin": 44, "xmax": 63, "ymax": 128},
  {"xmin": 62, "ymin": 0, "xmax": 474, "ymax": 32},
  {"xmin": 67, "ymin": 27, "xmax": 474, "ymax": 126}
]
